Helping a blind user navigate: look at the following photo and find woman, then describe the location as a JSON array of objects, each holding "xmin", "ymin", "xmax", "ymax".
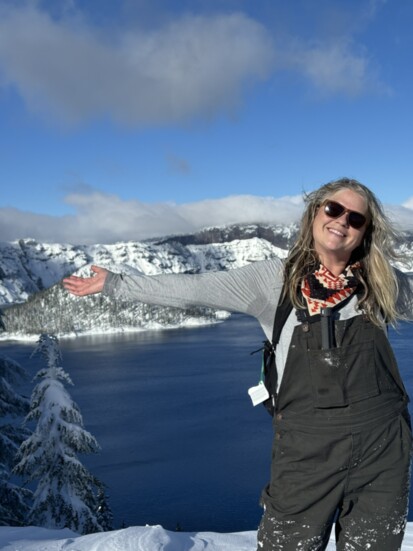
[{"xmin": 63, "ymin": 178, "xmax": 413, "ymax": 550}]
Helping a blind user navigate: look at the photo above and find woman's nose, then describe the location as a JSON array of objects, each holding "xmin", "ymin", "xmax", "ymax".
[{"xmin": 337, "ymin": 212, "xmax": 350, "ymax": 227}]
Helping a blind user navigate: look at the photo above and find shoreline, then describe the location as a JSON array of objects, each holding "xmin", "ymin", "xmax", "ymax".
[{"xmin": 0, "ymin": 312, "xmax": 230, "ymax": 343}]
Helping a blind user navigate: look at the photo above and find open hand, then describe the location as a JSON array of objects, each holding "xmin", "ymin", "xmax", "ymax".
[{"xmin": 63, "ymin": 265, "xmax": 108, "ymax": 296}]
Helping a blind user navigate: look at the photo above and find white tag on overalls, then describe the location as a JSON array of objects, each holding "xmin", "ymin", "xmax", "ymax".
[{"xmin": 248, "ymin": 382, "xmax": 270, "ymax": 406}]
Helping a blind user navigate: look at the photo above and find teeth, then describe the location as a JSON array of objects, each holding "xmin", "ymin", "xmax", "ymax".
[{"xmin": 328, "ymin": 228, "xmax": 345, "ymax": 237}]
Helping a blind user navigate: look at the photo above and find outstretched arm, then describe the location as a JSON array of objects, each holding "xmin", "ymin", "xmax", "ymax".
[
  {"xmin": 63, "ymin": 259, "xmax": 284, "ymax": 338},
  {"xmin": 63, "ymin": 265, "xmax": 108, "ymax": 296},
  {"xmin": 102, "ymin": 259, "xmax": 283, "ymax": 316}
]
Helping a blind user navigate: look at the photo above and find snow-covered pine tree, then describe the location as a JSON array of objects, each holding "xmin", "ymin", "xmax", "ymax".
[
  {"xmin": 96, "ymin": 482, "xmax": 113, "ymax": 531},
  {"xmin": 0, "ymin": 354, "xmax": 32, "ymax": 526},
  {"xmin": 14, "ymin": 334, "xmax": 107, "ymax": 534}
]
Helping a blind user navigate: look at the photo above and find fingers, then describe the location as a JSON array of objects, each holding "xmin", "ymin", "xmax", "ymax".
[
  {"xmin": 62, "ymin": 265, "xmax": 108, "ymax": 296},
  {"xmin": 62, "ymin": 278, "xmax": 88, "ymax": 296},
  {"xmin": 64, "ymin": 275, "xmax": 83, "ymax": 282}
]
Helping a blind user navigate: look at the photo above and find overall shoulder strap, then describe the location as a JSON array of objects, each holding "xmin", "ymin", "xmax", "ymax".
[
  {"xmin": 261, "ymin": 286, "xmax": 293, "ymax": 416},
  {"xmin": 271, "ymin": 286, "xmax": 294, "ymax": 348}
]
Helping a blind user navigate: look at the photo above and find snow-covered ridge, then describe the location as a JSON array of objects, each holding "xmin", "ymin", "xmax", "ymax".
[
  {"xmin": 0, "ymin": 223, "xmax": 412, "ymax": 338},
  {"xmin": 0, "ymin": 224, "xmax": 297, "ymax": 305}
]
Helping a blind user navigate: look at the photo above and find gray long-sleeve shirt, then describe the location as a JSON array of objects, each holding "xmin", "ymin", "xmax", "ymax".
[
  {"xmin": 103, "ymin": 259, "xmax": 284, "ymax": 338},
  {"xmin": 103, "ymin": 259, "xmax": 413, "ymax": 388}
]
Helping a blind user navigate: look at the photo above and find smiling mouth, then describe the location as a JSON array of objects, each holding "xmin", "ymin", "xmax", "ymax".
[{"xmin": 328, "ymin": 227, "xmax": 346, "ymax": 238}]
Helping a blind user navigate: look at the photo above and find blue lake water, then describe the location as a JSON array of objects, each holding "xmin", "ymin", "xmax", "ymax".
[{"xmin": 1, "ymin": 315, "xmax": 412, "ymax": 532}]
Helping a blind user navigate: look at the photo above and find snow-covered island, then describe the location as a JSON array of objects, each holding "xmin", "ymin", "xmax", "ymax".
[
  {"xmin": 0, "ymin": 224, "xmax": 293, "ymax": 338},
  {"xmin": 1, "ymin": 223, "xmax": 412, "ymax": 339}
]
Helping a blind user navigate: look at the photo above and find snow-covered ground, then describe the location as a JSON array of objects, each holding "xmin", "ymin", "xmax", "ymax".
[{"xmin": 1, "ymin": 524, "xmax": 413, "ymax": 551}]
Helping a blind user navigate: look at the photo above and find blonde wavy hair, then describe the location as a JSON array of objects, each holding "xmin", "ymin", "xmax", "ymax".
[{"xmin": 284, "ymin": 177, "xmax": 405, "ymax": 325}]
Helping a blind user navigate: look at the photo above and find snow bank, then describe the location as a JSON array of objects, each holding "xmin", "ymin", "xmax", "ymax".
[{"xmin": 1, "ymin": 524, "xmax": 413, "ymax": 551}]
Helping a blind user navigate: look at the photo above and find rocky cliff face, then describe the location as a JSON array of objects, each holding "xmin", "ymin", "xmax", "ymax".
[{"xmin": 1, "ymin": 224, "xmax": 412, "ymax": 338}]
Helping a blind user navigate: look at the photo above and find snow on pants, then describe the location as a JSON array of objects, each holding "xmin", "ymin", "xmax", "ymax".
[{"xmin": 257, "ymin": 412, "xmax": 412, "ymax": 551}]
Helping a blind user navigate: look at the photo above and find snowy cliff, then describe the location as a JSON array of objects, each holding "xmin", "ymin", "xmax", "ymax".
[{"xmin": 0, "ymin": 224, "xmax": 412, "ymax": 338}]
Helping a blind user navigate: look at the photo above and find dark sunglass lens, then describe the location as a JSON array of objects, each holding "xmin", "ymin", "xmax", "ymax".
[
  {"xmin": 348, "ymin": 212, "xmax": 366, "ymax": 229},
  {"xmin": 324, "ymin": 200, "xmax": 367, "ymax": 229},
  {"xmin": 324, "ymin": 201, "xmax": 344, "ymax": 218}
]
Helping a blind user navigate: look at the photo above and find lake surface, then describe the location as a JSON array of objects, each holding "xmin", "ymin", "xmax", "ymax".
[{"xmin": 1, "ymin": 315, "xmax": 413, "ymax": 532}]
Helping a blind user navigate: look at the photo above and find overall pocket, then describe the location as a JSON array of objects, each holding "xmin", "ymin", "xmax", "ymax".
[{"xmin": 308, "ymin": 340, "xmax": 380, "ymax": 408}]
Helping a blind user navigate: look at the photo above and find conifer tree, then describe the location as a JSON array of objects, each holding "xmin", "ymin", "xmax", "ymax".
[
  {"xmin": 14, "ymin": 334, "xmax": 107, "ymax": 534},
  {"xmin": 96, "ymin": 482, "xmax": 113, "ymax": 531},
  {"xmin": 0, "ymin": 354, "xmax": 32, "ymax": 526}
]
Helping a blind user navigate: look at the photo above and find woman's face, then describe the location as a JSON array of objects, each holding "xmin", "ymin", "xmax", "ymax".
[{"xmin": 312, "ymin": 188, "xmax": 369, "ymax": 267}]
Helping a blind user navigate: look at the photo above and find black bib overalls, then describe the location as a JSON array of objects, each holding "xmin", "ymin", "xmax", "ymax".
[{"xmin": 257, "ymin": 313, "xmax": 412, "ymax": 551}]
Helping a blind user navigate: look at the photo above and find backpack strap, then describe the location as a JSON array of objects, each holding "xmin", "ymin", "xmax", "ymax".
[
  {"xmin": 262, "ymin": 286, "xmax": 293, "ymax": 415},
  {"xmin": 272, "ymin": 289, "xmax": 294, "ymax": 348}
]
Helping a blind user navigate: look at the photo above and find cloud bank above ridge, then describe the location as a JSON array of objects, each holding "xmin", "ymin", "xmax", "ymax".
[
  {"xmin": 0, "ymin": 6, "xmax": 273, "ymax": 125},
  {"xmin": 0, "ymin": 192, "xmax": 412, "ymax": 245},
  {"xmin": 0, "ymin": 2, "xmax": 387, "ymax": 126}
]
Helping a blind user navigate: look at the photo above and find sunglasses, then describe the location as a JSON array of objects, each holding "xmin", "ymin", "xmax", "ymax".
[{"xmin": 322, "ymin": 200, "xmax": 367, "ymax": 230}]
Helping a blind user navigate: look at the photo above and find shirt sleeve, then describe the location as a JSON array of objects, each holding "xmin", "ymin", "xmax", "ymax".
[{"xmin": 102, "ymin": 258, "xmax": 284, "ymax": 320}]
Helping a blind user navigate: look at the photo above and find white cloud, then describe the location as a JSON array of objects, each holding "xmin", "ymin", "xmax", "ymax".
[
  {"xmin": 385, "ymin": 197, "xmax": 413, "ymax": 232},
  {"xmin": 177, "ymin": 195, "xmax": 303, "ymax": 229},
  {"xmin": 281, "ymin": 37, "xmax": 387, "ymax": 97},
  {"xmin": 0, "ymin": 5, "xmax": 274, "ymax": 125},
  {"xmin": 384, "ymin": 203, "xmax": 413, "ymax": 232},
  {"xmin": 0, "ymin": 3, "xmax": 388, "ymax": 126},
  {"xmin": 402, "ymin": 197, "xmax": 413, "ymax": 210},
  {"xmin": 1, "ymin": 191, "xmax": 411, "ymax": 246},
  {"xmin": 0, "ymin": 192, "xmax": 304, "ymax": 244}
]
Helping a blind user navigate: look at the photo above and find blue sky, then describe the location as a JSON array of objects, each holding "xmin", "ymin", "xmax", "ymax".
[{"xmin": 0, "ymin": 0, "xmax": 412, "ymax": 244}]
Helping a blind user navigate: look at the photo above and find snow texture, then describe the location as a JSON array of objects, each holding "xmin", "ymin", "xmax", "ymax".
[
  {"xmin": 13, "ymin": 335, "xmax": 103, "ymax": 534},
  {"xmin": 0, "ymin": 226, "xmax": 411, "ymax": 308},
  {"xmin": 0, "ymin": 227, "xmax": 295, "ymax": 306},
  {"xmin": 1, "ymin": 228, "xmax": 412, "ymax": 340},
  {"xmin": 1, "ymin": 524, "xmax": 413, "ymax": 550}
]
